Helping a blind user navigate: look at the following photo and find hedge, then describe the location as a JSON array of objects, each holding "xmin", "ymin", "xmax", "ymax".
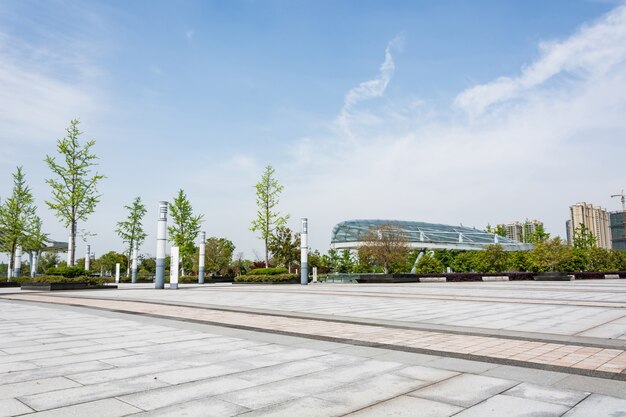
[
  {"xmin": 247, "ymin": 267, "xmax": 288, "ymax": 276},
  {"xmin": 235, "ymin": 273, "xmax": 297, "ymax": 282},
  {"xmin": 45, "ymin": 266, "xmax": 85, "ymax": 278}
]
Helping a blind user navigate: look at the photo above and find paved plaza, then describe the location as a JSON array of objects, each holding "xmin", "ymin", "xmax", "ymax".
[{"xmin": 1, "ymin": 280, "xmax": 626, "ymax": 416}]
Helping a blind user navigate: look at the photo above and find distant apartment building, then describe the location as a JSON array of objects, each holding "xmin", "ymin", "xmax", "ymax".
[
  {"xmin": 498, "ymin": 220, "xmax": 544, "ymax": 243},
  {"xmin": 567, "ymin": 202, "xmax": 612, "ymax": 249},
  {"xmin": 610, "ymin": 211, "xmax": 626, "ymax": 251}
]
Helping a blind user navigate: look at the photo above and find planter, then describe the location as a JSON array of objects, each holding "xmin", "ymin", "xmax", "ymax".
[
  {"xmin": 534, "ymin": 272, "xmax": 574, "ymax": 281},
  {"xmin": 0, "ymin": 282, "xmax": 21, "ymax": 288},
  {"xmin": 21, "ymin": 282, "xmax": 118, "ymax": 291},
  {"xmin": 356, "ymin": 274, "xmax": 419, "ymax": 284}
]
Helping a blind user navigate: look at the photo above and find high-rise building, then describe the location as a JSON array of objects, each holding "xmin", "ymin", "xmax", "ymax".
[
  {"xmin": 498, "ymin": 220, "xmax": 544, "ymax": 243},
  {"xmin": 610, "ymin": 211, "xmax": 626, "ymax": 251},
  {"xmin": 568, "ymin": 202, "xmax": 612, "ymax": 249}
]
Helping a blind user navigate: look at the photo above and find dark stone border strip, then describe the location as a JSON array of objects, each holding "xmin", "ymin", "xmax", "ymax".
[{"xmin": 5, "ymin": 295, "xmax": 626, "ymax": 382}]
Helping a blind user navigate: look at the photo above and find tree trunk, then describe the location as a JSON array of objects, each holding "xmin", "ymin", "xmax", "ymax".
[
  {"xmin": 69, "ymin": 219, "xmax": 76, "ymax": 266},
  {"xmin": 265, "ymin": 236, "xmax": 269, "ymax": 268}
]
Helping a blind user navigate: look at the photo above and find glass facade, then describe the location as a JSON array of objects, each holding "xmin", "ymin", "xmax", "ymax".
[
  {"xmin": 610, "ymin": 212, "xmax": 626, "ymax": 251},
  {"xmin": 331, "ymin": 219, "xmax": 533, "ymax": 251}
]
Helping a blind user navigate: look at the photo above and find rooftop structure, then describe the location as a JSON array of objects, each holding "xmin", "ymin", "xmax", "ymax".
[{"xmin": 331, "ymin": 219, "xmax": 533, "ymax": 252}]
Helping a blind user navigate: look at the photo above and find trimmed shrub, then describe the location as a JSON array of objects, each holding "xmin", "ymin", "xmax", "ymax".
[
  {"xmin": 247, "ymin": 267, "xmax": 288, "ymax": 276},
  {"xmin": 45, "ymin": 266, "xmax": 85, "ymax": 278},
  {"xmin": 235, "ymin": 273, "xmax": 297, "ymax": 283}
]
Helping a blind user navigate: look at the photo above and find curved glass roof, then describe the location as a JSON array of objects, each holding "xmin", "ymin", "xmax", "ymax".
[{"xmin": 331, "ymin": 219, "xmax": 532, "ymax": 251}]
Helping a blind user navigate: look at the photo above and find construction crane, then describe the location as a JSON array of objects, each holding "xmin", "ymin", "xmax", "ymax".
[{"xmin": 611, "ymin": 190, "xmax": 626, "ymax": 212}]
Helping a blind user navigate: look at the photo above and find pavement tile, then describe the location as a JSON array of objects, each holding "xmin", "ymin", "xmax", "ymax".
[
  {"xmin": 503, "ymin": 382, "xmax": 589, "ymax": 406},
  {"xmin": 409, "ymin": 374, "xmax": 518, "ymax": 407},
  {"xmin": 118, "ymin": 374, "xmax": 256, "ymax": 410},
  {"xmin": 316, "ymin": 373, "xmax": 431, "ymax": 410},
  {"xmin": 392, "ymin": 365, "xmax": 459, "ymax": 382},
  {"xmin": 454, "ymin": 394, "xmax": 569, "ymax": 416},
  {"xmin": 25, "ymin": 398, "xmax": 142, "ymax": 417},
  {"xmin": 129, "ymin": 397, "xmax": 249, "ymax": 417},
  {"xmin": 562, "ymin": 393, "xmax": 626, "ymax": 416},
  {"xmin": 236, "ymin": 396, "xmax": 350, "ymax": 417},
  {"xmin": 0, "ymin": 361, "xmax": 114, "ymax": 385},
  {"xmin": 18, "ymin": 375, "xmax": 169, "ymax": 411},
  {"xmin": 0, "ymin": 398, "xmax": 33, "ymax": 417},
  {"xmin": 0, "ymin": 376, "xmax": 81, "ymax": 400},
  {"xmin": 346, "ymin": 396, "xmax": 463, "ymax": 417}
]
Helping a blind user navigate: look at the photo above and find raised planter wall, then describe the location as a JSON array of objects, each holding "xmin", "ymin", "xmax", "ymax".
[{"xmin": 21, "ymin": 282, "xmax": 118, "ymax": 291}]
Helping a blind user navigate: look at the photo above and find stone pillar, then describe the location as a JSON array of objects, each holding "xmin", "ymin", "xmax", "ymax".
[
  {"xmin": 115, "ymin": 263, "xmax": 120, "ymax": 284},
  {"xmin": 198, "ymin": 231, "xmax": 206, "ymax": 284},
  {"xmin": 170, "ymin": 246, "xmax": 179, "ymax": 289},
  {"xmin": 85, "ymin": 245, "xmax": 91, "ymax": 272},
  {"xmin": 155, "ymin": 201, "xmax": 168, "ymax": 289},
  {"xmin": 14, "ymin": 246, "xmax": 22, "ymax": 277},
  {"xmin": 312, "ymin": 266, "xmax": 318, "ymax": 283},
  {"xmin": 131, "ymin": 241, "xmax": 138, "ymax": 284},
  {"xmin": 300, "ymin": 218, "xmax": 308, "ymax": 285}
]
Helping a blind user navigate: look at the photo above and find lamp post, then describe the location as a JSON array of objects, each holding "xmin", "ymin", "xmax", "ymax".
[
  {"xmin": 198, "ymin": 231, "xmax": 206, "ymax": 284},
  {"xmin": 155, "ymin": 201, "xmax": 168, "ymax": 289},
  {"xmin": 300, "ymin": 218, "xmax": 308, "ymax": 285}
]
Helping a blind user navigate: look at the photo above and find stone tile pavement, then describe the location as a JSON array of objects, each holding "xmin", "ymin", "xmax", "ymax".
[
  {"xmin": 2, "ymin": 300, "xmax": 626, "ymax": 416},
  {"xmin": 6, "ymin": 293, "xmax": 626, "ymax": 379}
]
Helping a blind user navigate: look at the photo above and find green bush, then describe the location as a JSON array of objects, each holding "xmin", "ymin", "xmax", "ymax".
[
  {"xmin": 235, "ymin": 273, "xmax": 297, "ymax": 282},
  {"xmin": 45, "ymin": 266, "xmax": 85, "ymax": 278},
  {"xmin": 247, "ymin": 267, "xmax": 288, "ymax": 276},
  {"xmin": 11, "ymin": 275, "xmax": 111, "ymax": 285}
]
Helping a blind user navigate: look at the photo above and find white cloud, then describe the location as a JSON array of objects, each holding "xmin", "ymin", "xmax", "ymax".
[
  {"xmin": 454, "ymin": 4, "xmax": 626, "ymax": 117},
  {"xmin": 282, "ymin": 5, "xmax": 626, "ymax": 248}
]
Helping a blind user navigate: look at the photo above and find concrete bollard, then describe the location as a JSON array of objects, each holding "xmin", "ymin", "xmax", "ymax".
[
  {"xmin": 198, "ymin": 231, "xmax": 206, "ymax": 284},
  {"xmin": 115, "ymin": 263, "xmax": 120, "ymax": 283}
]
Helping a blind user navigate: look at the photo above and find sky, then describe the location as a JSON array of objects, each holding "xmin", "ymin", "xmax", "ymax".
[{"xmin": 1, "ymin": 0, "xmax": 626, "ymax": 261}]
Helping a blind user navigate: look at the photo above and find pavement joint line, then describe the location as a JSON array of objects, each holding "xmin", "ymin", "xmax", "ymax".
[
  {"xmin": 6, "ymin": 292, "xmax": 625, "ymax": 350},
  {"xmin": 4, "ymin": 294, "xmax": 626, "ymax": 382},
  {"xmin": 573, "ymin": 313, "xmax": 626, "ymax": 337}
]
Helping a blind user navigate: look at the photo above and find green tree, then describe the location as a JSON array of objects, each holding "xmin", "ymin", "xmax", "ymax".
[
  {"xmin": 250, "ymin": 165, "xmax": 290, "ymax": 267},
  {"xmin": 321, "ymin": 249, "xmax": 341, "ymax": 272},
  {"xmin": 202, "ymin": 237, "xmax": 236, "ymax": 275},
  {"xmin": 450, "ymin": 251, "xmax": 476, "ymax": 272},
  {"xmin": 168, "ymin": 189, "xmax": 203, "ymax": 276},
  {"xmin": 44, "ymin": 120, "xmax": 104, "ymax": 265},
  {"xmin": 357, "ymin": 224, "xmax": 410, "ymax": 274},
  {"xmin": 573, "ymin": 224, "xmax": 596, "ymax": 249},
  {"xmin": 473, "ymin": 244, "xmax": 509, "ymax": 273},
  {"xmin": 414, "ymin": 254, "xmax": 445, "ymax": 273},
  {"xmin": 485, "ymin": 224, "xmax": 507, "ymax": 237},
  {"xmin": 139, "ymin": 256, "xmax": 156, "ymax": 273},
  {"xmin": 116, "ymin": 197, "xmax": 147, "ymax": 276},
  {"xmin": 528, "ymin": 237, "xmax": 572, "ymax": 272},
  {"xmin": 527, "ymin": 224, "xmax": 550, "ymax": 244},
  {"xmin": 93, "ymin": 251, "xmax": 127, "ymax": 275},
  {"xmin": 509, "ymin": 250, "xmax": 531, "ymax": 272},
  {"xmin": 0, "ymin": 167, "xmax": 40, "ymax": 279},
  {"xmin": 267, "ymin": 226, "xmax": 300, "ymax": 272},
  {"xmin": 338, "ymin": 249, "xmax": 356, "ymax": 273},
  {"xmin": 37, "ymin": 252, "xmax": 60, "ymax": 273}
]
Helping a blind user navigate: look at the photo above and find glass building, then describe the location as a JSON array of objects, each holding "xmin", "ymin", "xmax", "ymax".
[
  {"xmin": 331, "ymin": 220, "xmax": 533, "ymax": 252},
  {"xmin": 610, "ymin": 211, "xmax": 626, "ymax": 251}
]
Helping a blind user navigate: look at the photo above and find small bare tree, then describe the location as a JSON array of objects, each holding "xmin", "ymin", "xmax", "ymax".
[{"xmin": 358, "ymin": 224, "xmax": 410, "ymax": 274}]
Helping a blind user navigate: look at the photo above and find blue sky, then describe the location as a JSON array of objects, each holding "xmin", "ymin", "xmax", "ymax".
[{"xmin": 1, "ymin": 0, "xmax": 626, "ymax": 260}]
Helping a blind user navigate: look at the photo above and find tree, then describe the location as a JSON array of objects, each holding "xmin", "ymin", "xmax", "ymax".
[
  {"xmin": 450, "ymin": 251, "xmax": 476, "ymax": 272},
  {"xmin": 38, "ymin": 252, "xmax": 60, "ymax": 273},
  {"xmin": 44, "ymin": 120, "xmax": 104, "ymax": 265},
  {"xmin": 93, "ymin": 251, "xmax": 127, "ymax": 275},
  {"xmin": 573, "ymin": 224, "xmax": 596, "ymax": 249},
  {"xmin": 528, "ymin": 237, "xmax": 572, "ymax": 272},
  {"xmin": 0, "ymin": 167, "xmax": 39, "ymax": 279},
  {"xmin": 338, "ymin": 249, "xmax": 356, "ymax": 273},
  {"xmin": 268, "ymin": 226, "xmax": 300, "ymax": 272},
  {"xmin": 527, "ymin": 224, "xmax": 550, "ymax": 244},
  {"xmin": 116, "ymin": 197, "xmax": 147, "ymax": 276},
  {"xmin": 414, "ymin": 253, "xmax": 445, "ymax": 273},
  {"xmin": 202, "ymin": 237, "xmax": 235, "ymax": 275},
  {"xmin": 358, "ymin": 224, "xmax": 410, "ymax": 274},
  {"xmin": 473, "ymin": 244, "xmax": 510, "ymax": 273},
  {"xmin": 168, "ymin": 189, "xmax": 203, "ymax": 276},
  {"xmin": 485, "ymin": 224, "xmax": 507, "ymax": 237},
  {"xmin": 321, "ymin": 249, "xmax": 341, "ymax": 272},
  {"xmin": 250, "ymin": 165, "xmax": 290, "ymax": 267}
]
